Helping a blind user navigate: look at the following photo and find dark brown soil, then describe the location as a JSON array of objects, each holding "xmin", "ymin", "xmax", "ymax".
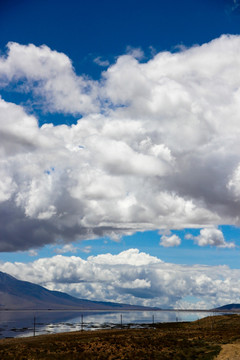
[{"xmin": 0, "ymin": 314, "xmax": 240, "ymax": 359}]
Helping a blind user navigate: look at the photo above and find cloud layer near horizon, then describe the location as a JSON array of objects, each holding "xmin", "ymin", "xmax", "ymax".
[
  {"xmin": 1, "ymin": 35, "xmax": 240, "ymax": 251},
  {"xmin": 0, "ymin": 249, "xmax": 239, "ymax": 309}
]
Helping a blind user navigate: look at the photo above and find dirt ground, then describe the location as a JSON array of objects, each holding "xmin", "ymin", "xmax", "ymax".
[
  {"xmin": 1, "ymin": 314, "xmax": 240, "ymax": 359},
  {"xmin": 215, "ymin": 341, "xmax": 240, "ymax": 360}
]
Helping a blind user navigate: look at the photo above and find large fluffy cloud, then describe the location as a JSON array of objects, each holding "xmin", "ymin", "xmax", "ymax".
[
  {"xmin": 1, "ymin": 35, "xmax": 240, "ymax": 251},
  {"xmin": 0, "ymin": 42, "xmax": 98, "ymax": 114},
  {"xmin": 186, "ymin": 227, "xmax": 235, "ymax": 248},
  {"xmin": 0, "ymin": 249, "xmax": 239, "ymax": 309}
]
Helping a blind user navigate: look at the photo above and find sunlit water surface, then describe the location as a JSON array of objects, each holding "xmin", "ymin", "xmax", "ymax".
[{"xmin": 0, "ymin": 310, "xmax": 227, "ymax": 338}]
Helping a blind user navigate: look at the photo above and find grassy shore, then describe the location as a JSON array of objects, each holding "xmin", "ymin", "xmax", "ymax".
[{"xmin": 0, "ymin": 314, "xmax": 240, "ymax": 359}]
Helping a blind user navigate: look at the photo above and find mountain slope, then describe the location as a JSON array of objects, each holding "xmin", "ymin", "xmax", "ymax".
[
  {"xmin": 0, "ymin": 271, "xmax": 155, "ymax": 310},
  {"xmin": 213, "ymin": 304, "xmax": 240, "ymax": 311}
]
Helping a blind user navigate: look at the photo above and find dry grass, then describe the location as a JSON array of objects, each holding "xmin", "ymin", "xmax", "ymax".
[{"xmin": 0, "ymin": 314, "xmax": 240, "ymax": 359}]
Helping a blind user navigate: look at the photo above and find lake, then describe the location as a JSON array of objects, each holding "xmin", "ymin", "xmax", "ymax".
[{"xmin": 0, "ymin": 310, "xmax": 226, "ymax": 338}]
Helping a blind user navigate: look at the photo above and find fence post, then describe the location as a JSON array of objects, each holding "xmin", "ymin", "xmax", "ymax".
[
  {"xmin": 81, "ymin": 314, "xmax": 83, "ymax": 331},
  {"xmin": 33, "ymin": 316, "xmax": 36, "ymax": 337}
]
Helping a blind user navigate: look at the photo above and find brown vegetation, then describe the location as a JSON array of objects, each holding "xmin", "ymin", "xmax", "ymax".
[{"xmin": 0, "ymin": 314, "xmax": 240, "ymax": 359}]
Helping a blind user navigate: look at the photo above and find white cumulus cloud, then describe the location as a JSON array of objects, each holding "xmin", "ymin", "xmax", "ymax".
[
  {"xmin": 0, "ymin": 249, "xmax": 240, "ymax": 309},
  {"xmin": 0, "ymin": 42, "xmax": 98, "ymax": 114},
  {"xmin": 1, "ymin": 36, "xmax": 240, "ymax": 250},
  {"xmin": 186, "ymin": 227, "xmax": 235, "ymax": 248},
  {"xmin": 160, "ymin": 234, "xmax": 181, "ymax": 247},
  {"xmin": 55, "ymin": 244, "xmax": 78, "ymax": 254}
]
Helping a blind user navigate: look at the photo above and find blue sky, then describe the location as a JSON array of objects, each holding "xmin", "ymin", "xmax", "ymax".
[
  {"xmin": 1, "ymin": 0, "xmax": 240, "ymax": 309},
  {"xmin": 2, "ymin": 0, "xmax": 240, "ymax": 113},
  {"xmin": 1, "ymin": 226, "xmax": 240, "ymax": 269}
]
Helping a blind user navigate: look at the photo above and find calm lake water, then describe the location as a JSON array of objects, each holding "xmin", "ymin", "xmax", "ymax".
[{"xmin": 0, "ymin": 310, "xmax": 226, "ymax": 338}]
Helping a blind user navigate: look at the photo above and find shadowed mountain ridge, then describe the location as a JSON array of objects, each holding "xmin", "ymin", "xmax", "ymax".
[
  {"xmin": 0, "ymin": 271, "xmax": 156, "ymax": 310},
  {"xmin": 213, "ymin": 303, "xmax": 240, "ymax": 311}
]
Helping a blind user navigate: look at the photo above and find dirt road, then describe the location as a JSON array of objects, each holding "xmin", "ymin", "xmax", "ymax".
[{"xmin": 215, "ymin": 342, "xmax": 240, "ymax": 360}]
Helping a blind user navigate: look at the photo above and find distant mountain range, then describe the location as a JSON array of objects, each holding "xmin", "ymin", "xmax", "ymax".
[
  {"xmin": 0, "ymin": 271, "xmax": 157, "ymax": 310},
  {"xmin": 213, "ymin": 304, "xmax": 240, "ymax": 311}
]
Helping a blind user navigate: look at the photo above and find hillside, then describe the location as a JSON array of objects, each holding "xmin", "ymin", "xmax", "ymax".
[
  {"xmin": 0, "ymin": 271, "xmax": 156, "ymax": 310},
  {"xmin": 213, "ymin": 303, "xmax": 240, "ymax": 311},
  {"xmin": 3, "ymin": 314, "xmax": 240, "ymax": 359}
]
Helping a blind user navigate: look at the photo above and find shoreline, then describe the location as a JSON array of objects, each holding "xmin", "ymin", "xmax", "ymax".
[{"xmin": 0, "ymin": 308, "xmax": 236, "ymax": 312}]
